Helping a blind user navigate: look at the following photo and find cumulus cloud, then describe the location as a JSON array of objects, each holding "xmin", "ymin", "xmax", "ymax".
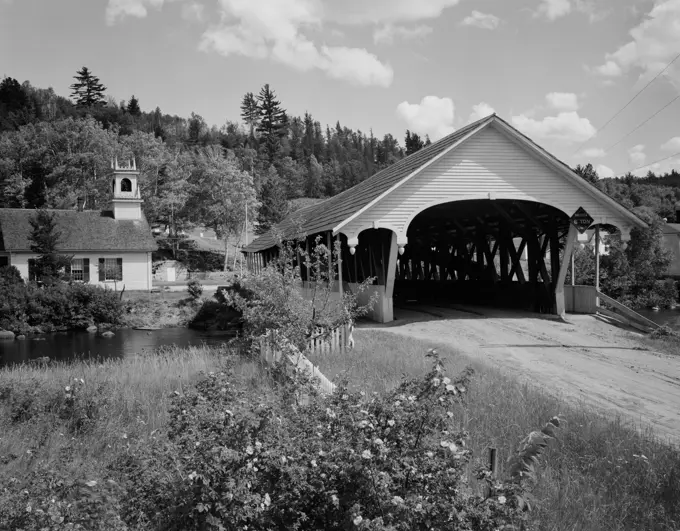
[
  {"xmin": 582, "ymin": 147, "xmax": 606, "ymax": 158},
  {"xmin": 594, "ymin": 0, "xmax": 680, "ymax": 86},
  {"xmin": 546, "ymin": 92, "xmax": 579, "ymax": 111},
  {"xmin": 396, "ymin": 96, "xmax": 456, "ymax": 141},
  {"xmin": 468, "ymin": 102, "xmax": 495, "ymax": 123},
  {"xmin": 373, "ymin": 24, "xmax": 432, "ymax": 45},
  {"xmin": 535, "ymin": 0, "xmax": 571, "ymax": 20},
  {"xmin": 511, "ymin": 111, "xmax": 596, "ymax": 143},
  {"xmin": 105, "ymin": 0, "xmax": 168, "ymax": 25},
  {"xmin": 596, "ymin": 164, "xmax": 615, "ymax": 178},
  {"xmin": 628, "ymin": 144, "xmax": 646, "ymax": 168},
  {"xmin": 199, "ymin": 0, "xmax": 393, "ymax": 87},
  {"xmin": 661, "ymin": 137, "xmax": 680, "ymax": 151},
  {"xmin": 461, "ymin": 11, "xmax": 501, "ymax": 30}
]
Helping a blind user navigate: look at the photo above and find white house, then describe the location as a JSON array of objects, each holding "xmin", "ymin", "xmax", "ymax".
[{"xmin": 0, "ymin": 160, "xmax": 156, "ymax": 290}]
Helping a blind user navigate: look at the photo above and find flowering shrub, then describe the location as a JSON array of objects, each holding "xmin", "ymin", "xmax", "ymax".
[
  {"xmin": 187, "ymin": 279, "xmax": 203, "ymax": 300},
  {"xmin": 121, "ymin": 350, "xmax": 528, "ymax": 530}
]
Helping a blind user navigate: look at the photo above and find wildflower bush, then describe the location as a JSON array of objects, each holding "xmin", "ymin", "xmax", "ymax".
[
  {"xmin": 117, "ymin": 351, "xmax": 532, "ymax": 530},
  {"xmin": 223, "ymin": 235, "xmax": 376, "ymax": 350},
  {"xmin": 0, "ymin": 278, "xmax": 123, "ymax": 334},
  {"xmin": 187, "ymin": 279, "xmax": 203, "ymax": 300}
]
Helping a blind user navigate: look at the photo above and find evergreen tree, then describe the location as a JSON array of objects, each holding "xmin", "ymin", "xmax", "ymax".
[
  {"xmin": 256, "ymin": 166, "xmax": 289, "ymax": 234},
  {"xmin": 405, "ymin": 130, "xmax": 424, "ymax": 156},
  {"xmin": 70, "ymin": 67, "xmax": 107, "ymax": 107},
  {"xmin": 28, "ymin": 209, "xmax": 72, "ymax": 282},
  {"xmin": 256, "ymin": 84, "xmax": 287, "ymax": 163},
  {"xmin": 574, "ymin": 163, "xmax": 599, "ymax": 185},
  {"xmin": 240, "ymin": 92, "xmax": 260, "ymax": 138},
  {"xmin": 127, "ymin": 95, "xmax": 141, "ymax": 116},
  {"xmin": 0, "ymin": 77, "xmax": 28, "ymax": 114}
]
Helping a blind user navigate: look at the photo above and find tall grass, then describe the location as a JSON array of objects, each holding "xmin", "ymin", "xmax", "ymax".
[
  {"xmin": 308, "ymin": 330, "xmax": 680, "ymax": 531},
  {"xmin": 0, "ymin": 346, "xmax": 264, "ymax": 478}
]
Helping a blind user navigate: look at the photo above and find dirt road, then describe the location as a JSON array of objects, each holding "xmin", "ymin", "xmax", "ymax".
[{"xmin": 362, "ymin": 305, "xmax": 680, "ymax": 443}]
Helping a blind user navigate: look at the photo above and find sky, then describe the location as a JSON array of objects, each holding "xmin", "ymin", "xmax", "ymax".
[{"xmin": 1, "ymin": 0, "xmax": 680, "ymax": 178}]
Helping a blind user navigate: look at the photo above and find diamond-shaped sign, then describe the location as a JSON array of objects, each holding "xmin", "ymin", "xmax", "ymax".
[{"xmin": 570, "ymin": 206, "xmax": 594, "ymax": 234}]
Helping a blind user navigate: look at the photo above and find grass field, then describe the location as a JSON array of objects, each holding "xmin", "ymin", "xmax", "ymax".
[
  {"xmin": 308, "ymin": 329, "xmax": 680, "ymax": 531},
  {"xmin": 2, "ymin": 333, "xmax": 679, "ymax": 530}
]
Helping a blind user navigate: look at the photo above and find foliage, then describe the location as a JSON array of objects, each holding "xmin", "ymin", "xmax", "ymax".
[
  {"xmin": 70, "ymin": 67, "xmax": 107, "ymax": 108},
  {"xmin": 0, "ymin": 281, "xmax": 123, "ymax": 334},
  {"xmin": 224, "ymin": 235, "xmax": 376, "ymax": 350},
  {"xmin": 573, "ymin": 163, "xmax": 599, "ymax": 185},
  {"xmin": 126, "ymin": 95, "xmax": 141, "ymax": 117},
  {"xmin": 28, "ymin": 208, "xmax": 72, "ymax": 282},
  {"xmin": 256, "ymin": 84, "xmax": 288, "ymax": 163},
  {"xmin": 118, "ymin": 350, "xmax": 527, "ymax": 530},
  {"xmin": 255, "ymin": 166, "xmax": 289, "ymax": 234},
  {"xmin": 404, "ymin": 130, "xmax": 425, "ymax": 156},
  {"xmin": 187, "ymin": 279, "xmax": 203, "ymax": 300}
]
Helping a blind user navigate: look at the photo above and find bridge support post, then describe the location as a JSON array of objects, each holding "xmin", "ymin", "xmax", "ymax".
[{"xmin": 555, "ymin": 224, "xmax": 578, "ymax": 318}]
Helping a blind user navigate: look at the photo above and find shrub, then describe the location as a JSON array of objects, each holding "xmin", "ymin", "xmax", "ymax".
[
  {"xmin": 121, "ymin": 352, "xmax": 530, "ymax": 530},
  {"xmin": 0, "ymin": 281, "xmax": 123, "ymax": 334},
  {"xmin": 187, "ymin": 279, "xmax": 203, "ymax": 300}
]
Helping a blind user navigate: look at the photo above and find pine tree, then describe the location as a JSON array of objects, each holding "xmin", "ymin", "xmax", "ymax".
[
  {"xmin": 28, "ymin": 209, "xmax": 72, "ymax": 282},
  {"xmin": 240, "ymin": 92, "xmax": 260, "ymax": 138},
  {"xmin": 127, "ymin": 95, "xmax": 141, "ymax": 116},
  {"xmin": 405, "ymin": 130, "xmax": 424, "ymax": 156},
  {"xmin": 256, "ymin": 166, "xmax": 289, "ymax": 234},
  {"xmin": 70, "ymin": 67, "xmax": 107, "ymax": 107},
  {"xmin": 256, "ymin": 84, "xmax": 287, "ymax": 163}
]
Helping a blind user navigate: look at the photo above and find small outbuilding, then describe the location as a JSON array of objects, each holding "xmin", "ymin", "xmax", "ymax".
[{"xmin": 0, "ymin": 160, "xmax": 156, "ymax": 291}]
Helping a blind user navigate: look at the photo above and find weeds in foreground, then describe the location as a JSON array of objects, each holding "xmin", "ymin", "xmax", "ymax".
[{"xmin": 308, "ymin": 330, "xmax": 680, "ymax": 531}]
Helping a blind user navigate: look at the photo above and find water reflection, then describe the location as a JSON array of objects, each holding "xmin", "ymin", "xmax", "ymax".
[
  {"xmin": 637, "ymin": 308, "xmax": 680, "ymax": 330},
  {"xmin": 0, "ymin": 328, "xmax": 236, "ymax": 367}
]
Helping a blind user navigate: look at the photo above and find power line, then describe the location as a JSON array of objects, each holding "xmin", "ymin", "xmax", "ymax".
[
  {"xmin": 602, "ymin": 95, "xmax": 680, "ymax": 153},
  {"xmin": 621, "ymin": 150, "xmax": 680, "ymax": 175},
  {"xmin": 572, "ymin": 50, "xmax": 680, "ymax": 156}
]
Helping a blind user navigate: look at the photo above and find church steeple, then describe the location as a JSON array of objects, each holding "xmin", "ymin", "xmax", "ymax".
[{"xmin": 110, "ymin": 157, "xmax": 143, "ymax": 220}]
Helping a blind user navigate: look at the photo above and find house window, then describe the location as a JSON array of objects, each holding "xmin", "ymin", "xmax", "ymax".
[
  {"xmin": 71, "ymin": 259, "xmax": 84, "ymax": 281},
  {"xmin": 0, "ymin": 256, "xmax": 8, "ymax": 267},
  {"xmin": 28, "ymin": 258, "xmax": 37, "ymax": 281},
  {"xmin": 99, "ymin": 258, "xmax": 123, "ymax": 281}
]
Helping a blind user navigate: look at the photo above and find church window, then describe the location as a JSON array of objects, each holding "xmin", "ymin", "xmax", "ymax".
[{"xmin": 120, "ymin": 178, "xmax": 132, "ymax": 192}]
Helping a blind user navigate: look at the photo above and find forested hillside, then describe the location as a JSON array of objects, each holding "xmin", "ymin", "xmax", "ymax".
[{"xmin": 0, "ymin": 69, "xmax": 408, "ymax": 248}]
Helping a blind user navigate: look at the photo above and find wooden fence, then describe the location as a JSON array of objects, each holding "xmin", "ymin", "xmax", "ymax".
[{"xmin": 258, "ymin": 323, "xmax": 353, "ymax": 396}]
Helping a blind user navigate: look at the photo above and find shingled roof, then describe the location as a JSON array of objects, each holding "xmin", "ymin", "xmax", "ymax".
[
  {"xmin": 244, "ymin": 115, "xmax": 494, "ymax": 252},
  {"xmin": 0, "ymin": 209, "xmax": 157, "ymax": 252},
  {"xmin": 243, "ymin": 114, "xmax": 646, "ymax": 252}
]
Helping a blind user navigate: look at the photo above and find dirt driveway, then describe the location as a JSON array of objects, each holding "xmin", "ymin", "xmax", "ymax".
[{"xmin": 361, "ymin": 305, "xmax": 680, "ymax": 443}]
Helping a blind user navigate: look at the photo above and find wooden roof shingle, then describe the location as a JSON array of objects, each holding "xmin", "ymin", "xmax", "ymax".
[{"xmin": 0, "ymin": 209, "xmax": 157, "ymax": 252}]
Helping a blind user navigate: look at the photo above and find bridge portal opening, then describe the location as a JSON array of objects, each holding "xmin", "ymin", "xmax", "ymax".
[{"xmin": 394, "ymin": 199, "xmax": 571, "ymax": 313}]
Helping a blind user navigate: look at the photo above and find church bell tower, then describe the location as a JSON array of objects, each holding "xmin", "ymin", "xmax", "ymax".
[{"xmin": 110, "ymin": 158, "xmax": 143, "ymax": 220}]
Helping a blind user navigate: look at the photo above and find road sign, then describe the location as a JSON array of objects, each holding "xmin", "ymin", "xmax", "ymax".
[{"xmin": 570, "ymin": 206, "xmax": 594, "ymax": 234}]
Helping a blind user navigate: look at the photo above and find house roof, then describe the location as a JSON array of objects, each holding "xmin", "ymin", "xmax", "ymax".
[
  {"xmin": 0, "ymin": 209, "xmax": 157, "ymax": 252},
  {"xmin": 244, "ymin": 114, "xmax": 647, "ymax": 253}
]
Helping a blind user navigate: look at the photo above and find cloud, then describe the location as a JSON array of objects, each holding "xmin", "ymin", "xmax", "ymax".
[
  {"xmin": 582, "ymin": 147, "xmax": 606, "ymax": 158},
  {"xmin": 535, "ymin": 0, "xmax": 571, "ymax": 20},
  {"xmin": 396, "ymin": 96, "xmax": 455, "ymax": 141},
  {"xmin": 373, "ymin": 24, "xmax": 432, "ymax": 45},
  {"xmin": 596, "ymin": 164, "xmax": 615, "ymax": 178},
  {"xmin": 468, "ymin": 102, "xmax": 495, "ymax": 123},
  {"xmin": 105, "ymin": 0, "xmax": 168, "ymax": 25},
  {"xmin": 661, "ymin": 137, "xmax": 680, "ymax": 151},
  {"xmin": 594, "ymin": 0, "xmax": 680, "ymax": 86},
  {"xmin": 511, "ymin": 111, "xmax": 596, "ymax": 143},
  {"xmin": 181, "ymin": 2, "xmax": 204, "ymax": 22},
  {"xmin": 546, "ymin": 92, "xmax": 579, "ymax": 111},
  {"xmin": 461, "ymin": 11, "xmax": 501, "ymax": 30},
  {"xmin": 628, "ymin": 144, "xmax": 646, "ymax": 168},
  {"xmin": 199, "ymin": 0, "xmax": 393, "ymax": 87}
]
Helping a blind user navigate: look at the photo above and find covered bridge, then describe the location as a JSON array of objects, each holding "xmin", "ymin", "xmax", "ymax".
[{"xmin": 243, "ymin": 114, "xmax": 646, "ymax": 323}]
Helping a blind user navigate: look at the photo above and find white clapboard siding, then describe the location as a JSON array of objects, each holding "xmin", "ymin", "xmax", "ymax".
[{"xmin": 342, "ymin": 124, "xmax": 631, "ymax": 239}]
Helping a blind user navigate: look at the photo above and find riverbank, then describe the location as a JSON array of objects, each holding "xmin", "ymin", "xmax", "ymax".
[
  {"xmin": 2, "ymin": 337, "xmax": 679, "ymax": 529},
  {"xmin": 120, "ymin": 290, "xmax": 202, "ymax": 329}
]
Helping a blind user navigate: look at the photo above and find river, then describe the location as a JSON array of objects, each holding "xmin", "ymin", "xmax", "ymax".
[
  {"xmin": 0, "ymin": 328, "xmax": 236, "ymax": 367},
  {"xmin": 637, "ymin": 307, "xmax": 680, "ymax": 331}
]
